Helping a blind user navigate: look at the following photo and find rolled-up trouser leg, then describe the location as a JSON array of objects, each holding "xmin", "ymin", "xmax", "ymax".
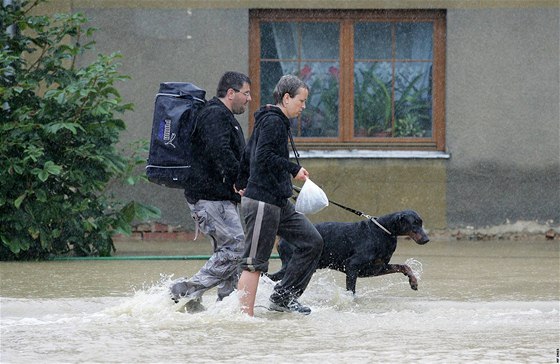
[
  {"xmin": 239, "ymin": 197, "xmax": 280, "ymax": 273},
  {"xmin": 171, "ymin": 199, "xmax": 244, "ymax": 301},
  {"xmin": 270, "ymin": 201, "xmax": 323, "ymax": 303}
]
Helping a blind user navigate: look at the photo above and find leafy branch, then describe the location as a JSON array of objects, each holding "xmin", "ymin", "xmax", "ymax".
[{"xmin": 1, "ymin": 0, "xmax": 159, "ymax": 260}]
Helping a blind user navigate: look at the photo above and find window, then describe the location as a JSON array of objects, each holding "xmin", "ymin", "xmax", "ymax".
[{"xmin": 249, "ymin": 9, "xmax": 446, "ymax": 151}]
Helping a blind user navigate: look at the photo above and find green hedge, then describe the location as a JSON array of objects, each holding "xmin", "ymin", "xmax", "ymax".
[{"xmin": 0, "ymin": 0, "xmax": 159, "ymax": 260}]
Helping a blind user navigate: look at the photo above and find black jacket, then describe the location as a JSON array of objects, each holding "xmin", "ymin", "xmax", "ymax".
[
  {"xmin": 185, "ymin": 97, "xmax": 245, "ymax": 203},
  {"xmin": 237, "ymin": 105, "xmax": 301, "ymax": 207}
]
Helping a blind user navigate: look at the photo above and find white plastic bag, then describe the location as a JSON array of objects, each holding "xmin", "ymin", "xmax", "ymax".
[{"xmin": 295, "ymin": 179, "xmax": 329, "ymax": 215}]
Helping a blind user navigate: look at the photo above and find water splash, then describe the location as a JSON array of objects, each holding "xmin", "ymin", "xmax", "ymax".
[
  {"xmin": 99, "ymin": 260, "xmax": 430, "ymax": 321},
  {"xmin": 405, "ymin": 258, "xmax": 423, "ymax": 281},
  {"xmin": 300, "ymin": 270, "xmax": 356, "ymax": 311},
  {"xmin": 99, "ymin": 274, "xmax": 280, "ymax": 322}
]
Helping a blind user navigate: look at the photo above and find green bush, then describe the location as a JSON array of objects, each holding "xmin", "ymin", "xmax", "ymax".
[{"xmin": 0, "ymin": 0, "xmax": 159, "ymax": 260}]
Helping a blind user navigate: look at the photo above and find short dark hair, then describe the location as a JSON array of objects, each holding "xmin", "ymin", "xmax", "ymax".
[
  {"xmin": 216, "ymin": 71, "xmax": 251, "ymax": 97},
  {"xmin": 273, "ymin": 75, "xmax": 309, "ymax": 104}
]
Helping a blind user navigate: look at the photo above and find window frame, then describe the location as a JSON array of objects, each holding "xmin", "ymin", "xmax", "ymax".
[{"xmin": 248, "ymin": 9, "xmax": 446, "ymax": 151}]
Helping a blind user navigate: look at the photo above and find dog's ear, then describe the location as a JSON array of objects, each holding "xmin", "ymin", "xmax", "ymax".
[
  {"xmin": 394, "ymin": 211, "xmax": 408, "ymax": 229},
  {"xmin": 397, "ymin": 211, "xmax": 416, "ymax": 229},
  {"xmin": 398, "ymin": 210, "xmax": 413, "ymax": 222},
  {"xmin": 409, "ymin": 211, "xmax": 423, "ymax": 226}
]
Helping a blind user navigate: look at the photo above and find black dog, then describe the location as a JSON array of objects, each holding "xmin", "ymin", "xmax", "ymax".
[{"xmin": 267, "ymin": 210, "xmax": 429, "ymax": 293}]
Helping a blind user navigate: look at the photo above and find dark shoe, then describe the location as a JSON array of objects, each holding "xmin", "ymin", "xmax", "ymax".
[
  {"xmin": 264, "ymin": 270, "xmax": 284, "ymax": 282},
  {"xmin": 269, "ymin": 298, "xmax": 311, "ymax": 315},
  {"xmin": 184, "ymin": 298, "xmax": 205, "ymax": 313}
]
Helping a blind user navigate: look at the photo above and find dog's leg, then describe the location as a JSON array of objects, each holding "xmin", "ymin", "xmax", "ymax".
[
  {"xmin": 265, "ymin": 266, "xmax": 286, "ymax": 282},
  {"xmin": 345, "ymin": 272, "xmax": 358, "ymax": 294},
  {"xmin": 265, "ymin": 239, "xmax": 293, "ymax": 282},
  {"xmin": 376, "ymin": 264, "xmax": 418, "ymax": 290},
  {"xmin": 344, "ymin": 259, "xmax": 366, "ymax": 294}
]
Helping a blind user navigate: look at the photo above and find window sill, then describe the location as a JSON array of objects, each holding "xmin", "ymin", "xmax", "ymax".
[{"xmin": 291, "ymin": 150, "xmax": 451, "ymax": 159}]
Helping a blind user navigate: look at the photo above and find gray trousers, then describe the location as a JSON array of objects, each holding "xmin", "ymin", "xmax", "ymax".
[
  {"xmin": 240, "ymin": 197, "xmax": 323, "ymax": 303},
  {"xmin": 171, "ymin": 199, "xmax": 245, "ymax": 301}
]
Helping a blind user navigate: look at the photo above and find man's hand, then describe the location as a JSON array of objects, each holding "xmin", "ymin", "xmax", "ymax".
[{"xmin": 234, "ymin": 185, "xmax": 245, "ymax": 196}]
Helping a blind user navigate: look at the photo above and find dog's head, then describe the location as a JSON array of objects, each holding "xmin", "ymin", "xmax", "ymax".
[{"xmin": 395, "ymin": 210, "xmax": 430, "ymax": 245}]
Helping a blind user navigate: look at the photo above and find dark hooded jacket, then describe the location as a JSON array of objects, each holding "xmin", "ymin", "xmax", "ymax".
[
  {"xmin": 236, "ymin": 105, "xmax": 301, "ymax": 207},
  {"xmin": 185, "ymin": 97, "xmax": 245, "ymax": 203}
]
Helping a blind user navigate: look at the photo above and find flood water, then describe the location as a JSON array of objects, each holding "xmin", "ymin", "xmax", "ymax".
[{"xmin": 1, "ymin": 238, "xmax": 558, "ymax": 363}]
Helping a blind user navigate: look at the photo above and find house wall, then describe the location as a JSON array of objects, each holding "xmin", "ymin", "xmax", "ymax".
[
  {"xmin": 73, "ymin": 7, "xmax": 252, "ymax": 229},
  {"xmin": 446, "ymin": 8, "xmax": 560, "ymax": 227},
  {"xmin": 40, "ymin": 1, "xmax": 559, "ymax": 231}
]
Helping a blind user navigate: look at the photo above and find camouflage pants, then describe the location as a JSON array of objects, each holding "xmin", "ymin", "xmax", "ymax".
[{"xmin": 171, "ymin": 199, "xmax": 245, "ymax": 302}]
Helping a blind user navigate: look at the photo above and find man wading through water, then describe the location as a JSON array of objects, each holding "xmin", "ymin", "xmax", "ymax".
[
  {"xmin": 170, "ymin": 71, "xmax": 251, "ymax": 311},
  {"xmin": 235, "ymin": 75, "xmax": 323, "ymax": 316}
]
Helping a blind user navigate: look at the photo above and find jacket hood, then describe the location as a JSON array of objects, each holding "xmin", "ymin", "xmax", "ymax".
[
  {"xmin": 206, "ymin": 96, "xmax": 230, "ymax": 112},
  {"xmin": 254, "ymin": 105, "xmax": 289, "ymax": 129}
]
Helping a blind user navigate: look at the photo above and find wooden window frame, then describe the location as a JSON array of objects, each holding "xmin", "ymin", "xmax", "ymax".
[{"xmin": 248, "ymin": 9, "xmax": 446, "ymax": 151}]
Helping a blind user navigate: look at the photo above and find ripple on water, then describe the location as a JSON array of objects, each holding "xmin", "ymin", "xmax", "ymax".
[{"xmin": 1, "ymin": 254, "xmax": 558, "ymax": 363}]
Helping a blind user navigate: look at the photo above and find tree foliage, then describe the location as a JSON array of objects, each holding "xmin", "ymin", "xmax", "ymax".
[{"xmin": 0, "ymin": 0, "xmax": 159, "ymax": 260}]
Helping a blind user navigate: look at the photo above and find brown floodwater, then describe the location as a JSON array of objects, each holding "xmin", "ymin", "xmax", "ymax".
[{"xmin": 1, "ymin": 238, "xmax": 558, "ymax": 363}]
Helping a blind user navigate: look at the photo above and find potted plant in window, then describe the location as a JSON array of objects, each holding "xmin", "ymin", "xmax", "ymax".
[
  {"xmin": 393, "ymin": 72, "xmax": 431, "ymax": 137},
  {"xmin": 355, "ymin": 64, "xmax": 433, "ymax": 138},
  {"xmin": 354, "ymin": 65, "xmax": 392, "ymax": 137},
  {"xmin": 394, "ymin": 114, "xmax": 424, "ymax": 137}
]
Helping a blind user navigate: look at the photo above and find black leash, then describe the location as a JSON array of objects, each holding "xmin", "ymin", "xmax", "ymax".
[{"xmin": 292, "ymin": 185, "xmax": 392, "ymax": 235}]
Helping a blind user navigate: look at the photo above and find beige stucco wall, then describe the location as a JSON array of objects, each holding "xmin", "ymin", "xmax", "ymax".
[
  {"xmin": 62, "ymin": 4, "xmax": 451, "ymax": 230},
  {"xmin": 446, "ymin": 8, "xmax": 559, "ymax": 168},
  {"xmin": 295, "ymin": 159, "xmax": 447, "ymax": 228},
  {"xmin": 43, "ymin": 0, "xmax": 559, "ymax": 9},
  {"xmin": 35, "ymin": 1, "xmax": 559, "ymax": 231},
  {"xmin": 72, "ymin": 7, "xmax": 252, "ymax": 230},
  {"xmin": 445, "ymin": 8, "xmax": 559, "ymax": 227}
]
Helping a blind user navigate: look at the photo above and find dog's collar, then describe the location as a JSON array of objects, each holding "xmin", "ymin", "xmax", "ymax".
[{"xmin": 366, "ymin": 216, "xmax": 392, "ymax": 235}]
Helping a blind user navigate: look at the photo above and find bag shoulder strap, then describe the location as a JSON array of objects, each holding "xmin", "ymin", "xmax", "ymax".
[{"xmin": 288, "ymin": 128, "xmax": 300, "ymax": 166}]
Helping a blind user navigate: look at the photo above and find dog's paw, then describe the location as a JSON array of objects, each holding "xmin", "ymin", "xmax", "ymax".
[{"xmin": 409, "ymin": 276, "xmax": 418, "ymax": 290}]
